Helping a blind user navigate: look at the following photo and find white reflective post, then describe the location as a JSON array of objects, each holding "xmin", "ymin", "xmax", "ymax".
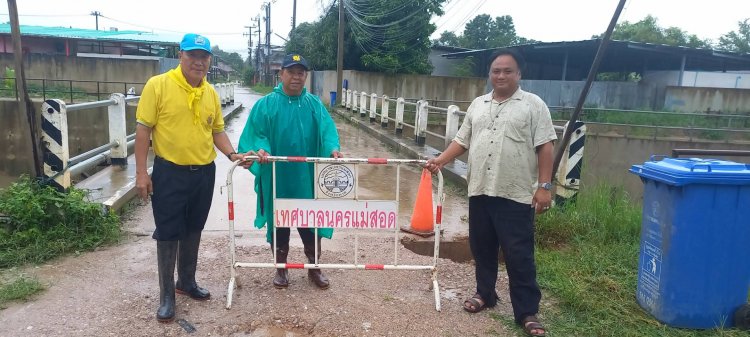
[
  {"xmin": 359, "ymin": 91, "xmax": 368, "ymax": 118},
  {"xmin": 445, "ymin": 105, "xmax": 460, "ymax": 149},
  {"xmin": 108, "ymin": 93, "xmax": 127, "ymax": 166},
  {"xmin": 352, "ymin": 91, "xmax": 358, "ymax": 113},
  {"xmin": 415, "ymin": 100, "xmax": 427, "ymax": 145},
  {"xmin": 369, "ymin": 93, "xmax": 377, "ymax": 123},
  {"xmin": 395, "ymin": 97, "xmax": 405, "ymax": 136},
  {"xmin": 380, "ymin": 95, "xmax": 390, "ymax": 128}
]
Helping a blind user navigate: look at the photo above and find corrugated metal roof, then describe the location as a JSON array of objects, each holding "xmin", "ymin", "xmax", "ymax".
[{"xmin": 0, "ymin": 24, "xmax": 180, "ymax": 45}]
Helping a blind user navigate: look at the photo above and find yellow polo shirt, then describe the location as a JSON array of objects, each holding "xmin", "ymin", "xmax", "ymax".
[{"xmin": 136, "ymin": 73, "xmax": 224, "ymax": 165}]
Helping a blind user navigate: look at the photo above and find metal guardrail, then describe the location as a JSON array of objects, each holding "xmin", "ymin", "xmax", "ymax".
[{"xmin": 1, "ymin": 77, "xmax": 145, "ymax": 104}]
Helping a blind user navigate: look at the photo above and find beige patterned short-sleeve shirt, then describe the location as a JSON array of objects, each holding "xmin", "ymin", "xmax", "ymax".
[{"xmin": 454, "ymin": 87, "xmax": 557, "ymax": 204}]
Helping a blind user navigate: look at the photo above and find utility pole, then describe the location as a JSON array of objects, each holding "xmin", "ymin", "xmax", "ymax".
[
  {"xmin": 264, "ymin": 2, "xmax": 272, "ymax": 86},
  {"xmin": 255, "ymin": 16, "xmax": 261, "ymax": 85},
  {"xmin": 292, "ymin": 0, "xmax": 297, "ymax": 30},
  {"xmin": 7, "ymin": 0, "xmax": 42, "ymax": 177},
  {"xmin": 243, "ymin": 24, "xmax": 254, "ymax": 65},
  {"xmin": 336, "ymin": 0, "xmax": 345, "ymax": 108},
  {"xmin": 90, "ymin": 11, "xmax": 101, "ymax": 30}
]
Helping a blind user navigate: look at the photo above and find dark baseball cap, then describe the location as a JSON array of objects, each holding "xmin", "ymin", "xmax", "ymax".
[
  {"xmin": 180, "ymin": 33, "xmax": 212, "ymax": 54},
  {"xmin": 282, "ymin": 53, "xmax": 309, "ymax": 70}
]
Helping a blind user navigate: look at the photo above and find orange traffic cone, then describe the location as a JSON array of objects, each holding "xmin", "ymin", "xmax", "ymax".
[{"xmin": 401, "ymin": 169, "xmax": 435, "ymax": 237}]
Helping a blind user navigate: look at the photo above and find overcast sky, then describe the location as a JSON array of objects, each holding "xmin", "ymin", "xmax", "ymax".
[{"xmin": 3, "ymin": 0, "xmax": 749, "ymax": 59}]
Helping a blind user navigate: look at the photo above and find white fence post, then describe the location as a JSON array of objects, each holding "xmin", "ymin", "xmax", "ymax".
[
  {"xmin": 108, "ymin": 93, "xmax": 128, "ymax": 166},
  {"xmin": 381, "ymin": 95, "xmax": 390, "ymax": 128},
  {"xmin": 229, "ymin": 82, "xmax": 235, "ymax": 104},
  {"xmin": 352, "ymin": 91, "xmax": 358, "ymax": 113},
  {"xmin": 346, "ymin": 89, "xmax": 352, "ymax": 110},
  {"xmin": 415, "ymin": 100, "xmax": 427, "ymax": 146},
  {"xmin": 359, "ymin": 91, "xmax": 368, "ymax": 118},
  {"xmin": 395, "ymin": 97, "xmax": 405, "ymax": 136},
  {"xmin": 41, "ymin": 99, "xmax": 71, "ymax": 190},
  {"xmin": 445, "ymin": 105, "xmax": 460, "ymax": 149},
  {"xmin": 341, "ymin": 86, "xmax": 347, "ymax": 107},
  {"xmin": 369, "ymin": 93, "xmax": 378, "ymax": 123}
]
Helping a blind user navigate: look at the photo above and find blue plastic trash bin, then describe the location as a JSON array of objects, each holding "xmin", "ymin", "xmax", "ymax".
[
  {"xmin": 630, "ymin": 157, "xmax": 750, "ymax": 329},
  {"xmin": 329, "ymin": 91, "xmax": 337, "ymax": 108}
]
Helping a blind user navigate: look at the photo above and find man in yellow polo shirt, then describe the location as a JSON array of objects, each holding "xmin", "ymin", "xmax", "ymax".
[{"xmin": 134, "ymin": 32, "xmax": 250, "ymax": 323}]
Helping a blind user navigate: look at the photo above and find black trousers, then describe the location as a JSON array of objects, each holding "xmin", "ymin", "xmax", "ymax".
[
  {"xmin": 469, "ymin": 195, "xmax": 541, "ymax": 324},
  {"xmin": 151, "ymin": 157, "xmax": 216, "ymax": 241},
  {"xmin": 273, "ymin": 228, "xmax": 317, "ymax": 247}
]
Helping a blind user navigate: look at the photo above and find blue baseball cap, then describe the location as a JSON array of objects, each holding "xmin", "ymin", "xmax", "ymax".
[
  {"xmin": 282, "ymin": 53, "xmax": 309, "ymax": 70},
  {"xmin": 180, "ymin": 33, "xmax": 212, "ymax": 54}
]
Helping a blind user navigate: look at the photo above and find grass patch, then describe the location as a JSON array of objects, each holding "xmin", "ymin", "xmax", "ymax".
[
  {"xmin": 495, "ymin": 184, "xmax": 749, "ymax": 336},
  {"xmin": 0, "ymin": 275, "xmax": 44, "ymax": 308},
  {"xmin": 0, "ymin": 177, "xmax": 122, "ymax": 268}
]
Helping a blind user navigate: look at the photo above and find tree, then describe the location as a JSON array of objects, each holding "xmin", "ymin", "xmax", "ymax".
[
  {"xmin": 601, "ymin": 15, "xmax": 711, "ymax": 48},
  {"xmin": 286, "ymin": 0, "xmax": 446, "ymax": 74},
  {"xmin": 460, "ymin": 14, "xmax": 522, "ymax": 49},
  {"xmin": 434, "ymin": 31, "xmax": 460, "ymax": 46},
  {"xmin": 718, "ymin": 19, "xmax": 750, "ymax": 53}
]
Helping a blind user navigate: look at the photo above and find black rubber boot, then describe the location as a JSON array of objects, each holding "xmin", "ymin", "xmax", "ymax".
[
  {"xmin": 156, "ymin": 240, "xmax": 178, "ymax": 322},
  {"xmin": 175, "ymin": 230, "xmax": 210, "ymax": 300},
  {"xmin": 304, "ymin": 237, "xmax": 329, "ymax": 290},
  {"xmin": 272, "ymin": 242, "xmax": 289, "ymax": 289}
]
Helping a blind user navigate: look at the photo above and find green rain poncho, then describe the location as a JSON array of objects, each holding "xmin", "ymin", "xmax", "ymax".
[{"xmin": 238, "ymin": 83, "xmax": 340, "ymax": 243}]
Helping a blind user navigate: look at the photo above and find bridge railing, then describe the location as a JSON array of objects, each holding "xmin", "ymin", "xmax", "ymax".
[
  {"xmin": 40, "ymin": 82, "xmax": 239, "ymax": 190},
  {"xmin": 340, "ymin": 88, "xmax": 565, "ymax": 150}
]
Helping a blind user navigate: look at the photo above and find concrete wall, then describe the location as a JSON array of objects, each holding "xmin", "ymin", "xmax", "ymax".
[
  {"xmin": 581, "ymin": 132, "xmax": 750, "ymax": 200},
  {"xmin": 312, "ymin": 70, "xmax": 662, "ymax": 111},
  {"xmin": 0, "ymin": 53, "xmax": 161, "ymax": 95},
  {"xmin": 644, "ymin": 70, "xmax": 750, "ymax": 89},
  {"xmin": 0, "ymin": 99, "xmax": 137, "ymax": 179},
  {"xmin": 664, "ymin": 86, "xmax": 750, "ymax": 114}
]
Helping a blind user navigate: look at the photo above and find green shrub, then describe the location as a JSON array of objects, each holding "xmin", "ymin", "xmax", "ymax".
[{"xmin": 0, "ymin": 177, "xmax": 121, "ymax": 268}]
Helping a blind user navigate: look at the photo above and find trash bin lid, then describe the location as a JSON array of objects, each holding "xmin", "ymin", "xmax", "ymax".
[{"xmin": 629, "ymin": 157, "xmax": 750, "ymax": 186}]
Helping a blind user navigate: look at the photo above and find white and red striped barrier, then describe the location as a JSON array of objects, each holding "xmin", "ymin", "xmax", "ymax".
[{"xmin": 225, "ymin": 156, "xmax": 445, "ymax": 311}]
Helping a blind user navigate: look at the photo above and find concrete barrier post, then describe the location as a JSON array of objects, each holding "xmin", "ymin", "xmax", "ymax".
[
  {"xmin": 41, "ymin": 99, "xmax": 71, "ymax": 190},
  {"xmin": 108, "ymin": 93, "xmax": 128, "ymax": 166},
  {"xmin": 445, "ymin": 105, "xmax": 460, "ymax": 149},
  {"xmin": 346, "ymin": 89, "xmax": 352, "ymax": 110},
  {"xmin": 352, "ymin": 91, "xmax": 358, "ymax": 114},
  {"xmin": 341, "ymin": 86, "xmax": 347, "ymax": 107},
  {"xmin": 415, "ymin": 100, "xmax": 427, "ymax": 146},
  {"xmin": 381, "ymin": 95, "xmax": 390, "ymax": 128},
  {"xmin": 359, "ymin": 91, "xmax": 368, "ymax": 118},
  {"xmin": 229, "ymin": 83, "xmax": 235, "ymax": 104},
  {"xmin": 395, "ymin": 97, "xmax": 405, "ymax": 136},
  {"xmin": 369, "ymin": 93, "xmax": 377, "ymax": 123}
]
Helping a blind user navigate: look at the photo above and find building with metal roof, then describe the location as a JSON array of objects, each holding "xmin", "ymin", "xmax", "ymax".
[
  {"xmin": 0, "ymin": 24, "xmax": 180, "ymax": 57},
  {"xmin": 441, "ymin": 39, "xmax": 750, "ymax": 87}
]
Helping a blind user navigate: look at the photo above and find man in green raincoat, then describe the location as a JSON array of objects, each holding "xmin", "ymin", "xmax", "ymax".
[{"xmin": 238, "ymin": 53, "xmax": 341, "ymax": 290}]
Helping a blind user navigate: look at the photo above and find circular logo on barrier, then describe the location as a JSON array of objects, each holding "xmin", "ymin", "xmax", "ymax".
[{"xmin": 318, "ymin": 164, "xmax": 354, "ymax": 198}]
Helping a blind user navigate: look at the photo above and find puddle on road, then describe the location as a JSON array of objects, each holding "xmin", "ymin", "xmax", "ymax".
[{"xmin": 401, "ymin": 237, "xmax": 473, "ymax": 263}]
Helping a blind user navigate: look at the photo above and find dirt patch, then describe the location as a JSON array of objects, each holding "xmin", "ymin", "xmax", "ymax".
[{"xmin": 0, "ymin": 204, "xmax": 531, "ymax": 337}]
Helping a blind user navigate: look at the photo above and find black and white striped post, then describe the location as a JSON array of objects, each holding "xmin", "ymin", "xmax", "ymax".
[
  {"xmin": 555, "ymin": 120, "xmax": 586, "ymax": 205},
  {"xmin": 41, "ymin": 99, "xmax": 70, "ymax": 190}
]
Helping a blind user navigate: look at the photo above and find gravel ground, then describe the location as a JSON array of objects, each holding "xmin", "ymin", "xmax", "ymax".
[{"xmin": 0, "ymin": 202, "xmax": 542, "ymax": 337}]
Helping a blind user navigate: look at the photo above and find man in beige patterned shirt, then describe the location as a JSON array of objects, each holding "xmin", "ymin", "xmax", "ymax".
[{"xmin": 425, "ymin": 49, "xmax": 555, "ymax": 337}]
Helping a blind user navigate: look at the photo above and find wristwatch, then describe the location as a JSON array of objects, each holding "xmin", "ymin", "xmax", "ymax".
[
  {"xmin": 227, "ymin": 151, "xmax": 237, "ymax": 160},
  {"xmin": 539, "ymin": 182, "xmax": 553, "ymax": 191}
]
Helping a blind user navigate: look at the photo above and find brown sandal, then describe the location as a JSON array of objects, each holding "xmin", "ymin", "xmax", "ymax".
[
  {"xmin": 463, "ymin": 293, "xmax": 497, "ymax": 313},
  {"xmin": 521, "ymin": 315, "xmax": 546, "ymax": 337}
]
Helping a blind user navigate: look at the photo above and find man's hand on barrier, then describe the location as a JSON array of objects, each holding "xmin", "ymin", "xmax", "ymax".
[
  {"xmin": 424, "ymin": 158, "xmax": 444, "ymax": 174},
  {"xmin": 331, "ymin": 151, "xmax": 343, "ymax": 159},
  {"xmin": 257, "ymin": 149, "xmax": 270, "ymax": 164},
  {"xmin": 135, "ymin": 172, "xmax": 153, "ymax": 201},
  {"xmin": 232, "ymin": 151, "xmax": 256, "ymax": 169}
]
